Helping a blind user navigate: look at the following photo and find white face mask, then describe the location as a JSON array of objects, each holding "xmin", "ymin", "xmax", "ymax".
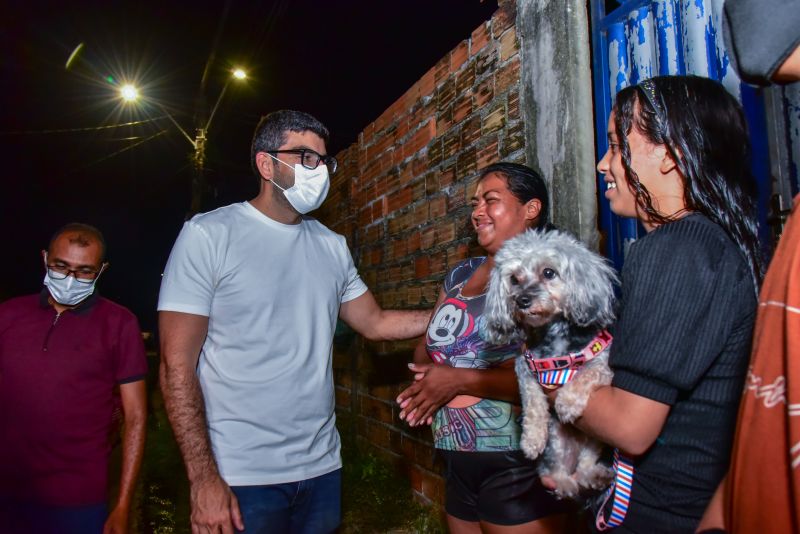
[
  {"xmin": 267, "ymin": 153, "xmax": 330, "ymax": 214},
  {"xmin": 42, "ymin": 253, "xmax": 104, "ymax": 306},
  {"xmin": 43, "ymin": 271, "xmax": 98, "ymax": 306}
]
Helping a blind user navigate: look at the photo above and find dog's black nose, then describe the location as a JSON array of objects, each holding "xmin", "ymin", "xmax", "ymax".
[{"xmin": 515, "ymin": 294, "xmax": 532, "ymax": 309}]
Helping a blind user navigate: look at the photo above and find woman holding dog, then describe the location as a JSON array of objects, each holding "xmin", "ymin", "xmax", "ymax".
[
  {"xmin": 574, "ymin": 75, "xmax": 762, "ymax": 533},
  {"xmin": 397, "ymin": 162, "xmax": 570, "ymax": 533}
]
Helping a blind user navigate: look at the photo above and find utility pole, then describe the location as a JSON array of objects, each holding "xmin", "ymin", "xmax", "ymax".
[{"xmin": 191, "ymin": 127, "xmax": 207, "ymax": 215}]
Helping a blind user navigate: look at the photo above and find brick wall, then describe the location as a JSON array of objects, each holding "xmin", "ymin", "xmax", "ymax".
[{"xmin": 318, "ymin": 0, "xmax": 524, "ymax": 506}]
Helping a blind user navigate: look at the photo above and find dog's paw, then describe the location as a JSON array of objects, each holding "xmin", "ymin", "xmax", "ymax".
[
  {"xmin": 574, "ymin": 463, "xmax": 614, "ymax": 491},
  {"xmin": 554, "ymin": 360, "xmax": 613, "ymax": 424},
  {"xmin": 520, "ymin": 425, "xmax": 547, "ymax": 459},
  {"xmin": 541, "ymin": 468, "xmax": 581, "ymax": 499}
]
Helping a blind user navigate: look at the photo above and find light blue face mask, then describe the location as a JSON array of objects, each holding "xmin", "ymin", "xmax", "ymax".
[
  {"xmin": 43, "ymin": 270, "xmax": 97, "ymax": 306},
  {"xmin": 42, "ymin": 253, "xmax": 105, "ymax": 306}
]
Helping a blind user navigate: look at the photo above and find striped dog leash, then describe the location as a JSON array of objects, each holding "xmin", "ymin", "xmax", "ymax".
[{"xmin": 595, "ymin": 449, "xmax": 635, "ymax": 530}]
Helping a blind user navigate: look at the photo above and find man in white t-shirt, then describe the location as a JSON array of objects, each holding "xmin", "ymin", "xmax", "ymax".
[{"xmin": 158, "ymin": 110, "xmax": 431, "ymax": 534}]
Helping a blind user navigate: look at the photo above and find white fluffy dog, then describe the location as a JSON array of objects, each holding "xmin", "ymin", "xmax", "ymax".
[{"xmin": 483, "ymin": 229, "xmax": 618, "ymax": 498}]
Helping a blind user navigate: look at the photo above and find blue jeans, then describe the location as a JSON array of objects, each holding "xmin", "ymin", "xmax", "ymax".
[{"xmin": 231, "ymin": 469, "xmax": 341, "ymax": 534}]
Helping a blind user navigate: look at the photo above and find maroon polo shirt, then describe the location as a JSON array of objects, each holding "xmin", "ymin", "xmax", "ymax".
[{"xmin": 0, "ymin": 290, "xmax": 147, "ymax": 506}]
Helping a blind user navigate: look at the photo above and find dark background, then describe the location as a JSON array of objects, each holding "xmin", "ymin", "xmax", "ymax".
[{"xmin": 0, "ymin": 0, "xmax": 498, "ymax": 330}]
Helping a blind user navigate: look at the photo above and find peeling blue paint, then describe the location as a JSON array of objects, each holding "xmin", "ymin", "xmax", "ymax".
[{"xmin": 591, "ymin": 0, "xmax": 797, "ymax": 265}]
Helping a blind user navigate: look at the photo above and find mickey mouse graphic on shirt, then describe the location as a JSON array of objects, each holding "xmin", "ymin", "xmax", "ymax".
[{"xmin": 427, "ymin": 298, "xmax": 482, "ymax": 368}]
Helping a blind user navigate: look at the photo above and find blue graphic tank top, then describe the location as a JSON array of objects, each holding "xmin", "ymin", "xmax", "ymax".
[{"xmin": 428, "ymin": 258, "xmax": 524, "ymax": 452}]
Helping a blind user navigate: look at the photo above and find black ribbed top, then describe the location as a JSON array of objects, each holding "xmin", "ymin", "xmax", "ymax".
[{"xmin": 601, "ymin": 214, "xmax": 756, "ymax": 533}]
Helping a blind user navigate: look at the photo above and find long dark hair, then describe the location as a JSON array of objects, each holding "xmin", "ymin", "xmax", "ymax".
[
  {"xmin": 613, "ymin": 75, "xmax": 763, "ymax": 288},
  {"xmin": 479, "ymin": 162, "xmax": 550, "ymax": 230}
]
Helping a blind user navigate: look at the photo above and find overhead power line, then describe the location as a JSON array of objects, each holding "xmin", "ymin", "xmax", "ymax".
[{"xmin": 0, "ymin": 115, "xmax": 169, "ymax": 136}]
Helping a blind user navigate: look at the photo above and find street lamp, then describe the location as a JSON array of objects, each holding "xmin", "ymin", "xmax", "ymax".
[
  {"xmin": 115, "ymin": 68, "xmax": 248, "ymax": 215},
  {"xmin": 119, "ymin": 84, "xmax": 139, "ymax": 102}
]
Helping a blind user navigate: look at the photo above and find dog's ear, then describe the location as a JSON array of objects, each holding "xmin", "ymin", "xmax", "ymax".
[
  {"xmin": 481, "ymin": 262, "xmax": 523, "ymax": 344},
  {"xmin": 564, "ymin": 246, "xmax": 619, "ymax": 328}
]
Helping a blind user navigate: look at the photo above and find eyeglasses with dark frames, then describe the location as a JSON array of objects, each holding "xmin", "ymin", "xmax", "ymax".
[
  {"xmin": 269, "ymin": 149, "xmax": 338, "ymax": 174},
  {"xmin": 46, "ymin": 264, "xmax": 105, "ymax": 284}
]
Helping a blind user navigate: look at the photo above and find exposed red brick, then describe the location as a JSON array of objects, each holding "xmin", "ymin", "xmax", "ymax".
[
  {"xmin": 495, "ymin": 57, "xmax": 520, "ymax": 95},
  {"xmin": 365, "ymin": 395, "xmax": 396, "ymax": 424},
  {"xmin": 418, "ymin": 66, "xmax": 437, "ymax": 99},
  {"xmin": 429, "ymin": 250, "xmax": 447, "ymax": 275},
  {"xmin": 471, "ymin": 22, "xmax": 490, "ymax": 56},
  {"xmin": 435, "ymin": 77, "xmax": 456, "ymax": 112},
  {"xmin": 482, "ymin": 105, "xmax": 506, "ymax": 135},
  {"xmin": 474, "ymin": 48, "xmax": 499, "ymax": 78},
  {"xmin": 436, "ymin": 105, "xmax": 454, "ymax": 138},
  {"xmin": 450, "ymin": 40, "xmax": 469, "ymax": 72},
  {"xmin": 442, "ymin": 129, "xmax": 462, "ymax": 160},
  {"xmin": 477, "ymin": 138, "xmax": 500, "ymax": 169},
  {"xmin": 439, "ymin": 163, "xmax": 457, "ymax": 188},
  {"xmin": 415, "ymin": 256, "xmax": 430, "ymax": 278},
  {"xmin": 457, "ymin": 147, "xmax": 478, "ymax": 177},
  {"xmin": 421, "ymin": 226, "xmax": 436, "ymax": 250},
  {"xmin": 508, "ymin": 89, "xmax": 520, "ymax": 120},
  {"xmin": 408, "ymin": 465, "xmax": 424, "ymax": 493},
  {"xmin": 452, "ymin": 94, "xmax": 473, "ymax": 124},
  {"xmin": 407, "ymin": 231, "xmax": 421, "ymax": 253},
  {"xmin": 437, "ymin": 221, "xmax": 457, "ymax": 244},
  {"xmin": 421, "ymin": 470, "xmax": 445, "ymax": 503},
  {"xmin": 433, "ymin": 54, "xmax": 451, "ymax": 86},
  {"xmin": 501, "ymin": 121, "xmax": 525, "ymax": 157},
  {"xmin": 499, "ymin": 27, "xmax": 518, "ymax": 61},
  {"xmin": 474, "ymin": 76, "xmax": 495, "ymax": 109},
  {"xmin": 407, "ymin": 286, "xmax": 422, "ymax": 305},
  {"xmin": 460, "ymin": 115, "xmax": 482, "ymax": 148},
  {"xmin": 429, "ymin": 196, "xmax": 447, "ymax": 219},
  {"xmin": 402, "ymin": 120, "xmax": 436, "ymax": 160},
  {"xmin": 334, "ymin": 387, "xmax": 350, "ymax": 409},
  {"xmin": 455, "ymin": 63, "xmax": 477, "ymax": 95},
  {"xmin": 491, "ymin": 2, "xmax": 517, "ymax": 39}
]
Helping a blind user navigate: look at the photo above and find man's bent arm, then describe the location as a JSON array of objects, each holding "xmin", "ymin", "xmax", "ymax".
[
  {"xmin": 339, "ymin": 290, "xmax": 431, "ymax": 341},
  {"xmin": 104, "ymin": 379, "xmax": 147, "ymax": 534},
  {"xmin": 158, "ymin": 310, "xmax": 244, "ymax": 532}
]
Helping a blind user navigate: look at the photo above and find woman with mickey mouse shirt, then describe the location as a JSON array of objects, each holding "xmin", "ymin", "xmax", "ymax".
[{"xmin": 397, "ymin": 162, "xmax": 569, "ymax": 533}]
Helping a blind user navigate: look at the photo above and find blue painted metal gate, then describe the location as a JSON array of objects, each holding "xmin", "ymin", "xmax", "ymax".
[{"xmin": 590, "ymin": 0, "xmax": 800, "ymax": 269}]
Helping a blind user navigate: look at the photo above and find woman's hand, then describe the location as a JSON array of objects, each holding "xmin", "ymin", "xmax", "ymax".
[{"xmin": 397, "ymin": 363, "xmax": 463, "ymax": 426}]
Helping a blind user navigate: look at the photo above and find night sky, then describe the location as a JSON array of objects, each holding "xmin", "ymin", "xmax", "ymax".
[{"xmin": 1, "ymin": 0, "xmax": 498, "ymax": 330}]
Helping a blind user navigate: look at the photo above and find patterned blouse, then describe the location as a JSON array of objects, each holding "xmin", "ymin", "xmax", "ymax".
[{"xmin": 428, "ymin": 258, "xmax": 524, "ymax": 452}]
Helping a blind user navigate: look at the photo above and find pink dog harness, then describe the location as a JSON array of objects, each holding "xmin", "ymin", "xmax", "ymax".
[
  {"xmin": 522, "ymin": 329, "xmax": 634, "ymax": 530},
  {"xmin": 522, "ymin": 329, "xmax": 613, "ymax": 388}
]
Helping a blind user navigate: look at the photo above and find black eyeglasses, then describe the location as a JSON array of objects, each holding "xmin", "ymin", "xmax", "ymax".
[
  {"xmin": 47, "ymin": 264, "xmax": 105, "ymax": 284},
  {"xmin": 269, "ymin": 149, "xmax": 338, "ymax": 174}
]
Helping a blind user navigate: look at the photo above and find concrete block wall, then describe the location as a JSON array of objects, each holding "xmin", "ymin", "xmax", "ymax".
[{"xmin": 317, "ymin": 0, "xmax": 526, "ymax": 506}]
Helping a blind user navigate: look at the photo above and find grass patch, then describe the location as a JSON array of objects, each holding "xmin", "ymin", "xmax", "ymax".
[{"xmin": 339, "ymin": 415, "xmax": 445, "ymax": 534}]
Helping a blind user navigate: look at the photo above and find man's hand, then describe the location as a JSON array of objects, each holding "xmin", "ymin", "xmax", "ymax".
[
  {"xmin": 397, "ymin": 363, "xmax": 462, "ymax": 426},
  {"xmin": 190, "ymin": 475, "xmax": 244, "ymax": 534},
  {"xmin": 102, "ymin": 506, "xmax": 129, "ymax": 534}
]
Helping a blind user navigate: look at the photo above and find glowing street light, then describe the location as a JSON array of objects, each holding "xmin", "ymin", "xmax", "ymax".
[
  {"xmin": 232, "ymin": 68, "xmax": 247, "ymax": 80},
  {"xmin": 120, "ymin": 84, "xmax": 139, "ymax": 102}
]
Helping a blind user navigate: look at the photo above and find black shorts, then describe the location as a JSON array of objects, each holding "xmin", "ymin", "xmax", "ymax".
[{"xmin": 440, "ymin": 449, "xmax": 571, "ymax": 525}]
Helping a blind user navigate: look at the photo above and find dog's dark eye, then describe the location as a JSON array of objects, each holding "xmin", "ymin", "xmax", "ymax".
[
  {"xmin": 509, "ymin": 275, "xmax": 520, "ymax": 286},
  {"xmin": 542, "ymin": 268, "xmax": 557, "ymax": 280}
]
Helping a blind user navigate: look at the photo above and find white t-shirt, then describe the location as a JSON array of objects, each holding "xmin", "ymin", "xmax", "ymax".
[{"xmin": 157, "ymin": 201, "xmax": 368, "ymax": 485}]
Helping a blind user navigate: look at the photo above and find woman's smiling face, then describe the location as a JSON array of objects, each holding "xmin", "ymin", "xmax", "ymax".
[{"xmin": 471, "ymin": 172, "xmax": 538, "ymax": 255}]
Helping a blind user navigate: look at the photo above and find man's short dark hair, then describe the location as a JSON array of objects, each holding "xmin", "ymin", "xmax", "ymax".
[
  {"xmin": 48, "ymin": 223, "xmax": 107, "ymax": 261},
  {"xmin": 250, "ymin": 110, "xmax": 330, "ymax": 176}
]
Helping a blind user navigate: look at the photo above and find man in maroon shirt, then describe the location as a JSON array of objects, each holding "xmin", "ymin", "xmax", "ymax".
[{"xmin": 0, "ymin": 223, "xmax": 147, "ymax": 534}]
